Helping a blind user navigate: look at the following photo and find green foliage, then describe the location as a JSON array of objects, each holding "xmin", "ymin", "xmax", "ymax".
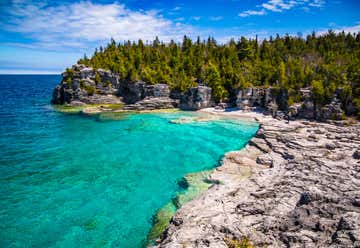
[
  {"xmin": 65, "ymin": 77, "xmax": 73, "ymax": 85},
  {"xmin": 201, "ymin": 63, "xmax": 228, "ymax": 102},
  {"xmin": 94, "ymin": 73, "xmax": 102, "ymax": 84},
  {"xmin": 102, "ymin": 81, "xmax": 111, "ymax": 87},
  {"xmin": 311, "ymin": 80, "xmax": 325, "ymax": 105},
  {"xmin": 83, "ymin": 85, "xmax": 96, "ymax": 95},
  {"xmin": 77, "ymin": 32, "xmax": 360, "ymax": 104},
  {"xmin": 65, "ymin": 67, "xmax": 75, "ymax": 77},
  {"xmin": 341, "ymin": 84, "xmax": 352, "ymax": 105},
  {"xmin": 64, "ymin": 67, "xmax": 75, "ymax": 86}
]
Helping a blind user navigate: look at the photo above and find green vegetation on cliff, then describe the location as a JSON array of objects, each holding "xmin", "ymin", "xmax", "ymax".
[{"xmin": 78, "ymin": 31, "xmax": 360, "ymax": 110}]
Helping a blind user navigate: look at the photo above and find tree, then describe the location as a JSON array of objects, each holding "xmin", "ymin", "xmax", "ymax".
[
  {"xmin": 311, "ymin": 80, "xmax": 325, "ymax": 105},
  {"xmin": 201, "ymin": 63, "xmax": 227, "ymax": 102},
  {"xmin": 75, "ymin": 31, "xmax": 360, "ymax": 116},
  {"xmin": 278, "ymin": 61, "xmax": 287, "ymax": 87}
]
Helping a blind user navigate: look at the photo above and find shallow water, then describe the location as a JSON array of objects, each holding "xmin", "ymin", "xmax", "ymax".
[{"xmin": 0, "ymin": 75, "xmax": 258, "ymax": 248}]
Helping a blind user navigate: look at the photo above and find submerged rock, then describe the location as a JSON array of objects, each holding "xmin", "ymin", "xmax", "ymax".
[{"xmin": 153, "ymin": 115, "xmax": 360, "ymax": 248}]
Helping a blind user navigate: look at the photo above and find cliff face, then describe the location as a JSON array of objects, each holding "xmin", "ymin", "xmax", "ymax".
[
  {"xmin": 179, "ymin": 86, "xmax": 214, "ymax": 110},
  {"xmin": 234, "ymin": 87, "xmax": 350, "ymax": 121},
  {"xmin": 52, "ymin": 64, "xmax": 356, "ymax": 119},
  {"xmin": 52, "ymin": 64, "xmax": 121, "ymax": 104},
  {"xmin": 235, "ymin": 87, "xmax": 288, "ymax": 116},
  {"xmin": 51, "ymin": 64, "xmax": 214, "ymax": 111}
]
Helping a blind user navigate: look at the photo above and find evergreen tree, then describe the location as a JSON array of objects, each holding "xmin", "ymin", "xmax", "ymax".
[{"xmin": 75, "ymin": 31, "xmax": 360, "ymax": 116}]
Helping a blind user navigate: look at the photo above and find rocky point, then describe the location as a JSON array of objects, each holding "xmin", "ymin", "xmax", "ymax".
[{"xmin": 51, "ymin": 64, "xmax": 214, "ymax": 111}]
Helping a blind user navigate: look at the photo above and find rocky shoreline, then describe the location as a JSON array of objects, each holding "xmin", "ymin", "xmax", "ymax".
[
  {"xmin": 52, "ymin": 64, "xmax": 360, "ymax": 247},
  {"xmin": 152, "ymin": 109, "xmax": 360, "ymax": 248},
  {"xmin": 52, "ymin": 64, "xmax": 358, "ymax": 122},
  {"xmin": 51, "ymin": 64, "xmax": 214, "ymax": 112}
]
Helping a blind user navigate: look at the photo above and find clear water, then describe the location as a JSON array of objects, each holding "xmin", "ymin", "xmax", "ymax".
[{"xmin": 0, "ymin": 75, "xmax": 258, "ymax": 248}]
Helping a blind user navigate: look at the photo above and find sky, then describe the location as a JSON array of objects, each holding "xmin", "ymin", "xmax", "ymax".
[{"xmin": 0, "ymin": 0, "xmax": 359, "ymax": 74}]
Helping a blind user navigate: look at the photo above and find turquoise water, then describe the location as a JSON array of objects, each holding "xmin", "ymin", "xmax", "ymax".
[{"xmin": 0, "ymin": 75, "xmax": 258, "ymax": 248}]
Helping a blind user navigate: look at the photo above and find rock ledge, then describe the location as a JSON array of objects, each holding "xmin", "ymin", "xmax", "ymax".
[{"xmin": 153, "ymin": 113, "xmax": 360, "ymax": 248}]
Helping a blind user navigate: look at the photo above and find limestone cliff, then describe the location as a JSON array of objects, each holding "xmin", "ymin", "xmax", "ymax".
[
  {"xmin": 52, "ymin": 64, "xmax": 356, "ymax": 119},
  {"xmin": 51, "ymin": 64, "xmax": 214, "ymax": 111}
]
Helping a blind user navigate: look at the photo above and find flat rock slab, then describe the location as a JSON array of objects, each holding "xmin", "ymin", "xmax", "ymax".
[{"xmin": 153, "ymin": 112, "xmax": 360, "ymax": 248}]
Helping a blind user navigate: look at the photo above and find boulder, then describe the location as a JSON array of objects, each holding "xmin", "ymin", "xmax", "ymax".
[
  {"xmin": 256, "ymin": 154, "xmax": 274, "ymax": 167},
  {"xmin": 266, "ymin": 102, "xmax": 278, "ymax": 117},
  {"xmin": 121, "ymin": 81, "xmax": 146, "ymax": 103},
  {"xmin": 235, "ymin": 87, "xmax": 288, "ymax": 113},
  {"xmin": 51, "ymin": 85, "xmax": 63, "ymax": 104},
  {"xmin": 236, "ymin": 88, "xmax": 265, "ymax": 110},
  {"xmin": 297, "ymin": 99, "xmax": 315, "ymax": 119},
  {"xmin": 145, "ymin": 84, "xmax": 170, "ymax": 98},
  {"xmin": 353, "ymin": 150, "xmax": 360, "ymax": 159},
  {"xmin": 320, "ymin": 97, "xmax": 344, "ymax": 120},
  {"xmin": 179, "ymin": 86, "xmax": 213, "ymax": 110},
  {"xmin": 122, "ymin": 97, "xmax": 177, "ymax": 111}
]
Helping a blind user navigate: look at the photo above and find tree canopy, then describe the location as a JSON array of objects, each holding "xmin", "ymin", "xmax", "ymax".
[{"xmin": 77, "ymin": 32, "xmax": 360, "ymax": 111}]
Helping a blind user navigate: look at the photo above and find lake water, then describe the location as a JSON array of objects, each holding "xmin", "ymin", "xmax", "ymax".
[{"xmin": 0, "ymin": 75, "xmax": 258, "ymax": 248}]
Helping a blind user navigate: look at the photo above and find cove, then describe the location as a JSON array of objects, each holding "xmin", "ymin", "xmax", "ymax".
[{"xmin": 0, "ymin": 75, "xmax": 258, "ymax": 248}]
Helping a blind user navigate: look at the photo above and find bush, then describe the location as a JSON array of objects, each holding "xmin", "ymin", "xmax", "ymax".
[
  {"xmin": 83, "ymin": 85, "xmax": 96, "ymax": 95},
  {"xmin": 95, "ymin": 73, "xmax": 102, "ymax": 85},
  {"xmin": 311, "ymin": 80, "xmax": 325, "ymax": 105},
  {"xmin": 63, "ymin": 67, "xmax": 75, "ymax": 86},
  {"xmin": 102, "ymin": 81, "xmax": 111, "ymax": 87}
]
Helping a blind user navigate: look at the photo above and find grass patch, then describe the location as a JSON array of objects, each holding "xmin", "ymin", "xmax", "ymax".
[
  {"xmin": 53, "ymin": 104, "xmax": 86, "ymax": 113},
  {"xmin": 83, "ymin": 85, "xmax": 97, "ymax": 95},
  {"xmin": 102, "ymin": 103, "xmax": 124, "ymax": 110}
]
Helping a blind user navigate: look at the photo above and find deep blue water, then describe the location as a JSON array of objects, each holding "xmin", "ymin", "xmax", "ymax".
[{"xmin": 0, "ymin": 75, "xmax": 258, "ymax": 248}]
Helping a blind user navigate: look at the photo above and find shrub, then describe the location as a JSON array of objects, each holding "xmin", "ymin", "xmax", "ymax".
[
  {"xmin": 311, "ymin": 80, "xmax": 325, "ymax": 105},
  {"xmin": 83, "ymin": 85, "xmax": 96, "ymax": 95},
  {"xmin": 102, "ymin": 81, "xmax": 111, "ymax": 87},
  {"xmin": 63, "ymin": 67, "xmax": 75, "ymax": 86},
  {"xmin": 94, "ymin": 73, "xmax": 102, "ymax": 85}
]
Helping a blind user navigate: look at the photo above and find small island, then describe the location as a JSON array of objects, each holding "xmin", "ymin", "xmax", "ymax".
[{"xmin": 52, "ymin": 32, "xmax": 360, "ymax": 247}]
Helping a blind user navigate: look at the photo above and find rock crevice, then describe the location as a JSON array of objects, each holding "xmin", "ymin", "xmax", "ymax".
[{"xmin": 153, "ymin": 114, "xmax": 360, "ymax": 248}]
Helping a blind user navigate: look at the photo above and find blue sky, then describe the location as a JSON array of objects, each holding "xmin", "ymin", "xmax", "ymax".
[{"xmin": 0, "ymin": 0, "xmax": 359, "ymax": 74}]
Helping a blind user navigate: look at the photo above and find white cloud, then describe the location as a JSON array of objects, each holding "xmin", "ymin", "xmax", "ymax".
[
  {"xmin": 2, "ymin": 1, "xmax": 197, "ymax": 50},
  {"xmin": 172, "ymin": 6, "xmax": 182, "ymax": 11},
  {"xmin": 192, "ymin": 16, "xmax": 201, "ymax": 21},
  {"xmin": 340, "ymin": 23, "xmax": 360, "ymax": 34},
  {"xmin": 309, "ymin": 0, "xmax": 325, "ymax": 7},
  {"xmin": 317, "ymin": 23, "xmax": 360, "ymax": 35},
  {"xmin": 239, "ymin": 0, "xmax": 325, "ymax": 17},
  {"xmin": 262, "ymin": 0, "xmax": 297, "ymax": 12},
  {"xmin": 239, "ymin": 9, "xmax": 266, "ymax": 17},
  {"xmin": 175, "ymin": 17, "xmax": 185, "ymax": 21},
  {"xmin": 210, "ymin": 16, "xmax": 223, "ymax": 21}
]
